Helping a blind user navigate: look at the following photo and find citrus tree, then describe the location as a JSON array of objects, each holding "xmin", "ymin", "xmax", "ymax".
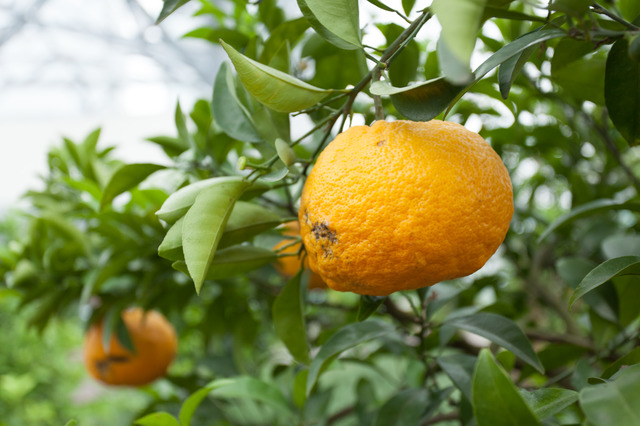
[{"xmin": 2, "ymin": 0, "xmax": 640, "ymax": 424}]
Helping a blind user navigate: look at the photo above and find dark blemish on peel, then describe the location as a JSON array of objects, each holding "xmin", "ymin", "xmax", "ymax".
[
  {"xmin": 312, "ymin": 222, "xmax": 337, "ymax": 244},
  {"xmin": 376, "ymin": 139, "xmax": 386, "ymax": 147}
]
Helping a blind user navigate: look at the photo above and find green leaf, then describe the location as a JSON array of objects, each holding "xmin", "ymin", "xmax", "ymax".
[
  {"xmin": 183, "ymin": 27, "xmax": 249, "ymax": 50},
  {"xmin": 219, "ymin": 201, "xmax": 282, "ymax": 249},
  {"xmin": 619, "ymin": 0, "xmax": 640, "ymax": 21},
  {"xmin": 379, "ymin": 24, "xmax": 420, "ymax": 87},
  {"xmin": 483, "ymin": 6, "xmax": 547, "ymax": 22},
  {"xmin": 156, "ymin": 0, "xmax": 190, "ymax": 24},
  {"xmin": 206, "ymin": 376, "xmax": 291, "ymax": 414},
  {"xmin": 539, "ymin": 199, "xmax": 640, "ymax": 242},
  {"xmin": 306, "ymin": 320, "xmax": 395, "ymax": 395},
  {"xmin": 373, "ymin": 388, "xmax": 430, "ymax": 426},
  {"xmin": 357, "ymin": 296, "xmax": 386, "ymax": 321},
  {"xmin": 179, "ymin": 386, "xmax": 214, "ymax": 426},
  {"xmin": 605, "ymin": 37, "xmax": 640, "ymax": 144},
  {"xmin": 520, "ymin": 388, "xmax": 579, "ymax": 420},
  {"xmin": 472, "ymin": 349, "xmax": 541, "ymax": 426},
  {"xmin": 260, "ymin": 18, "xmax": 310, "ymax": 64},
  {"xmin": 580, "ymin": 364, "xmax": 640, "ymax": 425},
  {"xmin": 569, "ymin": 256, "xmax": 640, "ymax": 308},
  {"xmin": 366, "ymin": 0, "xmax": 395, "ymax": 13},
  {"xmin": 370, "ymin": 78, "xmax": 464, "ymax": 122},
  {"xmin": 100, "ymin": 163, "xmax": 165, "ymax": 210},
  {"xmin": 437, "ymin": 353, "xmax": 477, "ymax": 401},
  {"xmin": 548, "ymin": 0, "xmax": 590, "ymax": 16},
  {"xmin": 221, "ymin": 40, "xmax": 331, "ymax": 113},
  {"xmin": 297, "ymin": 0, "xmax": 361, "ymax": 50},
  {"xmin": 135, "ymin": 412, "xmax": 179, "ymax": 426},
  {"xmin": 63, "ymin": 420, "xmax": 78, "ymax": 426},
  {"xmin": 432, "ymin": 0, "xmax": 487, "ymax": 84},
  {"xmin": 158, "ymin": 217, "xmax": 184, "ymax": 261},
  {"xmin": 273, "ymin": 272, "xmax": 311, "ymax": 364},
  {"xmin": 446, "ymin": 313, "xmax": 543, "ymax": 373},
  {"xmin": 212, "ymin": 62, "xmax": 262, "ymax": 143},
  {"xmin": 182, "ymin": 181, "xmax": 248, "ymax": 293},
  {"xmin": 38, "ymin": 213, "xmax": 91, "ymax": 258},
  {"xmin": 602, "ymin": 347, "xmax": 640, "ymax": 379},
  {"xmin": 156, "ymin": 177, "xmax": 270, "ymax": 224},
  {"xmin": 146, "ymin": 136, "xmax": 188, "ymax": 157},
  {"xmin": 173, "ymin": 245, "xmax": 277, "ymax": 280},
  {"xmin": 175, "ymin": 101, "xmax": 195, "ymax": 149},
  {"xmin": 402, "ymin": 0, "xmax": 416, "ymax": 15},
  {"xmin": 498, "ymin": 44, "xmax": 537, "ymax": 99}
]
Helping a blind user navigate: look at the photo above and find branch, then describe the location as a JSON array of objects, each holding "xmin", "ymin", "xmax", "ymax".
[{"xmin": 591, "ymin": 3, "xmax": 640, "ymax": 30}]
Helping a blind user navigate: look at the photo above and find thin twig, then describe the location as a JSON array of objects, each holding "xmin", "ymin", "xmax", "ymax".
[{"xmin": 591, "ymin": 3, "xmax": 640, "ymax": 30}]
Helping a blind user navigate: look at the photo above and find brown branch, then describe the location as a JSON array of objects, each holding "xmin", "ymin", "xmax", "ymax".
[{"xmin": 383, "ymin": 298, "xmax": 421, "ymax": 325}]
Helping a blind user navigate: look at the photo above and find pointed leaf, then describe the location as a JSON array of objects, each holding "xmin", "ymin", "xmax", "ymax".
[
  {"xmin": 498, "ymin": 44, "xmax": 538, "ymax": 99},
  {"xmin": 212, "ymin": 62, "xmax": 262, "ymax": 143},
  {"xmin": 101, "ymin": 163, "xmax": 165, "ymax": 210},
  {"xmin": 306, "ymin": 320, "xmax": 395, "ymax": 395},
  {"xmin": 156, "ymin": 0, "xmax": 190, "ymax": 24},
  {"xmin": 179, "ymin": 386, "xmax": 214, "ymax": 426},
  {"xmin": 432, "ymin": 0, "xmax": 486, "ymax": 84},
  {"xmin": 472, "ymin": 349, "xmax": 541, "ymax": 426},
  {"xmin": 605, "ymin": 37, "xmax": 640, "ymax": 144},
  {"xmin": 580, "ymin": 364, "xmax": 640, "ymax": 425},
  {"xmin": 273, "ymin": 272, "xmax": 311, "ymax": 364},
  {"xmin": 182, "ymin": 181, "xmax": 248, "ymax": 293},
  {"xmin": 357, "ymin": 296, "xmax": 387, "ymax": 321},
  {"xmin": 297, "ymin": 0, "xmax": 361, "ymax": 50},
  {"xmin": 156, "ymin": 177, "xmax": 270, "ymax": 223},
  {"xmin": 539, "ymin": 199, "xmax": 640, "ymax": 242},
  {"xmin": 221, "ymin": 40, "xmax": 331, "ymax": 113},
  {"xmin": 520, "ymin": 388, "xmax": 578, "ymax": 420},
  {"xmin": 373, "ymin": 388, "xmax": 430, "ymax": 426},
  {"xmin": 173, "ymin": 245, "xmax": 277, "ymax": 280},
  {"xmin": 437, "ymin": 354, "xmax": 477, "ymax": 401},
  {"xmin": 446, "ymin": 313, "xmax": 543, "ymax": 373},
  {"xmin": 135, "ymin": 412, "xmax": 179, "ymax": 426},
  {"xmin": 569, "ymin": 256, "xmax": 640, "ymax": 308},
  {"xmin": 175, "ymin": 101, "xmax": 195, "ymax": 149}
]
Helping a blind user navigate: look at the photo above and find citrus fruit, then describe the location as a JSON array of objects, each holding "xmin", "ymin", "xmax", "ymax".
[
  {"xmin": 273, "ymin": 221, "xmax": 327, "ymax": 290},
  {"xmin": 83, "ymin": 307, "xmax": 177, "ymax": 386},
  {"xmin": 299, "ymin": 120, "xmax": 513, "ymax": 296}
]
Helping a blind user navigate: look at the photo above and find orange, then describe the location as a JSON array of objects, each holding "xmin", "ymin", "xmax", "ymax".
[
  {"xmin": 83, "ymin": 307, "xmax": 177, "ymax": 386},
  {"xmin": 299, "ymin": 120, "xmax": 513, "ymax": 296},
  {"xmin": 273, "ymin": 221, "xmax": 327, "ymax": 290}
]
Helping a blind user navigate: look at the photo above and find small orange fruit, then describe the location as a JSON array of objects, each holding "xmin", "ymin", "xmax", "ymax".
[
  {"xmin": 299, "ymin": 120, "xmax": 513, "ymax": 296},
  {"xmin": 273, "ymin": 221, "xmax": 326, "ymax": 290},
  {"xmin": 83, "ymin": 308, "xmax": 177, "ymax": 386}
]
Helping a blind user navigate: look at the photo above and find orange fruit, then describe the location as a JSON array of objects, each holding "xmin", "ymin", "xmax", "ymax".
[
  {"xmin": 83, "ymin": 308, "xmax": 177, "ymax": 386},
  {"xmin": 273, "ymin": 221, "xmax": 327, "ymax": 290},
  {"xmin": 299, "ymin": 120, "xmax": 513, "ymax": 296}
]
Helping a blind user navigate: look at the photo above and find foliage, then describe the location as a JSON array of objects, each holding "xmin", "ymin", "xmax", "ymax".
[{"xmin": 2, "ymin": 0, "xmax": 640, "ymax": 424}]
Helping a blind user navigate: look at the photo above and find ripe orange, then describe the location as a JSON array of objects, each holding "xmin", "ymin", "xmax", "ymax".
[
  {"xmin": 273, "ymin": 221, "xmax": 327, "ymax": 290},
  {"xmin": 83, "ymin": 308, "xmax": 177, "ymax": 386},
  {"xmin": 299, "ymin": 120, "xmax": 513, "ymax": 296}
]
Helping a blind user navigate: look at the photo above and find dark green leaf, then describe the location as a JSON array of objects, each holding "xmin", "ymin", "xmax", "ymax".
[
  {"xmin": 156, "ymin": 0, "xmax": 190, "ymax": 24},
  {"xmin": 297, "ymin": 0, "xmax": 361, "ymax": 50},
  {"xmin": 357, "ymin": 296, "xmax": 386, "ymax": 321},
  {"xmin": 520, "ymin": 388, "xmax": 578, "ymax": 420},
  {"xmin": 602, "ymin": 347, "xmax": 640, "ymax": 379},
  {"xmin": 260, "ymin": 18, "xmax": 310, "ymax": 64},
  {"xmin": 437, "ymin": 353, "xmax": 476, "ymax": 401},
  {"xmin": 483, "ymin": 6, "xmax": 547, "ymax": 22},
  {"xmin": 183, "ymin": 27, "xmax": 249, "ymax": 50},
  {"xmin": 580, "ymin": 364, "xmax": 640, "ymax": 425},
  {"xmin": 100, "ymin": 163, "xmax": 165, "ymax": 210},
  {"xmin": 619, "ymin": 0, "xmax": 640, "ymax": 21},
  {"xmin": 539, "ymin": 199, "xmax": 640, "ymax": 242},
  {"xmin": 306, "ymin": 320, "xmax": 395, "ymax": 395},
  {"xmin": 605, "ymin": 37, "xmax": 640, "ymax": 144},
  {"xmin": 146, "ymin": 136, "xmax": 188, "ymax": 157},
  {"xmin": 472, "ymin": 349, "xmax": 541, "ymax": 426},
  {"xmin": 273, "ymin": 273, "xmax": 310, "ymax": 364},
  {"xmin": 379, "ymin": 24, "xmax": 420, "ymax": 87},
  {"xmin": 135, "ymin": 412, "xmax": 179, "ymax": 426},
  {"xmin": 182, "ymin": 181, "xmax": 248, "ymax": 293},
  {"xmin": 173, "ymin": 245, "xmax": 277, "ymax": 281},
  {"xmin": 446, "ymin": 313, "xmax": 543, "ymax": 373},
  {"xmin": 548, "ymin": 0, "xmax": 589, "ymax": 16},
  {"xmin": 373, "ymin": 388, "xmax": 430, "ymax": 426},
  {"xmin": 570, "ymin": 256, "xmax": 640, "ymax": 308},
  {"xmin": 402, "ymin": 0, "xmax": 416, "ymax": 15},
  {"xmin": 221, "ymin": 40, "xmax": 331, "ymax": 113},
  {"xmin": 498, "ymin": 44, "xmax": 537, "ymax": 99}
]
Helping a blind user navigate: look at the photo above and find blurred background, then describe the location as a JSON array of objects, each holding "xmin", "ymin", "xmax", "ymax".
[{"xmin": 0, "ymin": 0, "xmax": 217, "ymax": 213}]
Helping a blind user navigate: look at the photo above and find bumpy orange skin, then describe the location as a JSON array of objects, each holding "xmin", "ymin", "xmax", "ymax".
[
  {"xmin": 299, "ymin": 120, "xmax": 513, "ymax": 296},
  {"xmin": 273, "ymin": 221, "xmax": 327, "ymax": 290},
  {"xmin": 83, "ymin": 308, "xmax": 177, "ymax": 386}
]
